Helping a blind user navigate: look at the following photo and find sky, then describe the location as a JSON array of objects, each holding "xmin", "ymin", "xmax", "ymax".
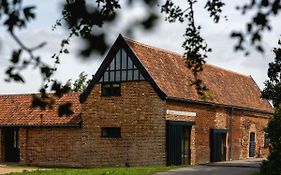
[{"xmin": 0, "ymin": 0, "xmax": 280, "ymax": 94}]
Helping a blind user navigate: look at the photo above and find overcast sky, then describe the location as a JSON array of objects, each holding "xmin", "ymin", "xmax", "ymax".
[{"xmin": 0, "ymin": 0, "xmax": 280, "ymax": 94}]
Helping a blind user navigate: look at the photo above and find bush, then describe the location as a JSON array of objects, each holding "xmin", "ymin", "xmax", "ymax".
[{"xmin": 260, "ymin": 108, "xmax": 281, "ymax": 175}]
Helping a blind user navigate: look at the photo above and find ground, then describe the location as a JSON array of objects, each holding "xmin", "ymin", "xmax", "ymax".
[
  {"xmin": 0, "ymin": 159, "xmax": 262, "ymax": 175},
  {"xmin": 155, "ymin": 159, "xmax": 262, "ymax": 175},
  {"xmin": 0, "ymin": 164, "xmax": 42, "ymax": 174}
]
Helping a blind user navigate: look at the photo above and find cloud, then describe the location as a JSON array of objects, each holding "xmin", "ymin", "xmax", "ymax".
[{"xmin": 1, "ymin": 1, "xmax": 281, "ymax": 93}]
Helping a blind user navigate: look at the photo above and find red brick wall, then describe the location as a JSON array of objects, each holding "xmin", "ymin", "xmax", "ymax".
[
  {"xmin": 166, "ymin": 101, "xmax": 270, "ymax": 164},
  {"xmin": 166, "ymin": 101, "xmax": 217, "ymax": 164},
  {"xmin": 80, "ymin": 81, "xmax": 166, "ymax": 167},
  {"xmin": 0, "ymin": 80, "xmax": 270, "ymax": 167},
  {"xmin": 18, "ymin": 127, "xmax": 82, "ymax": 167}
]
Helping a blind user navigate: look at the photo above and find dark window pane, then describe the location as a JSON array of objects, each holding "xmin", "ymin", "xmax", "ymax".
[
  {"xmin": 122, "ymin": 70, "xmax": 126, "ymax": 81},
  {"xmin": 127, "ymin": 70, "xmax": 133, "ymax": 81},
  {"xmin": 104, "ymin": 71, "xmax": 109, "ymax": 82},
  {"xmin": 134, "ymin": 69, "xmax": 139, "ymax": 80},
  {"xmin": 139, "ymin": 73, "xmax": 145, "ymax": 80},
  {"xmin": 110, "ymin": 59, "xmax": 115, "ymax": 70},
  {"xmin": 99, "ymin": 76, "xmax": 103, "ymax": 82},
  {"xmin": 101, "ymin": 127, "xmax": 121, "ymax": 138},
  {"xmin": 110, "ymin": 71, "xmax": 115, "ymax": 82},
  {"xmin": 116, "ymin": 50, "xmax": 121, "ymax": 70},
  {"xmin": 116, "ymin": 71, "xmax": 121, "ymax": 81},
  {"xmin": 122, "ymin": 49, "xmax": 127, "ymax": 69},
  {"xmin": 101, "ymin": 83, "xmax": 121, "ymax": 96},
  {"xmin": 128, "ymin": 58, "xmax": 133, "ymax": 69}
]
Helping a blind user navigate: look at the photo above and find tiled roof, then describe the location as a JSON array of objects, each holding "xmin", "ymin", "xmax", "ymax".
[
  {"xmin": 125, "ymin": 38, "xmax": 273, "ymax": 113},
  {"xmin": 0, "ymin": 93, "xmax": 81, "ymax": 127}
]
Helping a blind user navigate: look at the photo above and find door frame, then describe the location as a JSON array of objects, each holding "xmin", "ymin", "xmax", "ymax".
[
  {"xmin": 210, "ymin": 128, "xmax": 227, "ymax": 162},
  {"xmin": 166, "ymin": 120, "xmax": 195, "ymax": 166},
  {"xmin": 3, "ymin": 127, "xmax": 20, "ymax": 162}
]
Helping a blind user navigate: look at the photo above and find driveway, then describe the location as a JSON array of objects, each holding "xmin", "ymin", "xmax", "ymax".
[{"xmin": 155, "ymin": 158, "xmax": 263, "ymax": 175}]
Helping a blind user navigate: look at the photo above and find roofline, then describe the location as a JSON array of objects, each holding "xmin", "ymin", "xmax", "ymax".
[
  {"xmin": 249, "ymin": 75, "xmax": 273, "ymax": 109},
  {"xmin": 166, "ymin": 96, "xmax": 273, "ymax": 115},
  {"xmin": 80, "ymin": 34, "xmax": 167, "ymax": 103},
  {"xmin": 124, "ymin": 37, "xmax": 253, "ymax": 79}
]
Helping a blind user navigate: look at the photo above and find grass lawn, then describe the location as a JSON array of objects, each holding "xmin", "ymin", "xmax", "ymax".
[{"xmin": 4, "ymin": 166, "xmax": 176, "ymax": 175}]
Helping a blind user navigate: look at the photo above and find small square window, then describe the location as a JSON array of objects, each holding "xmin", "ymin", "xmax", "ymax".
[
  {"xmin": 101, "ymin": 127, "xmax": 121, "ymax": 138},
  {"xmin": 101, "ymin": 83, "xmax": 121, "ymax": 96}
]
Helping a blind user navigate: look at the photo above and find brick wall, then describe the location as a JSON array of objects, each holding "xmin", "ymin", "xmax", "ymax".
[
  {"xmin": 166, "ymin": 101, "xmax": 217, "ymax": 164},
  {"xmin": 0, "ymin": 80, "xmax": 270, "ymax": 167},
  {"xmin": 18, "ymin": 127, "xmax": 82, "ymax": 167},
  {"xmin": 166, "ymin": 101, "xmax": 270, "ymax": 164},
  {"xmin": 80, "ymin": 81, "xmax": 166, "ymax": 167}
]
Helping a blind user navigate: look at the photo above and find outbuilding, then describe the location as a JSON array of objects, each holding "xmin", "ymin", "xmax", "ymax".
[{"xmin": 0, "ymin": 35, "xmax": 273, "ymax": 167}]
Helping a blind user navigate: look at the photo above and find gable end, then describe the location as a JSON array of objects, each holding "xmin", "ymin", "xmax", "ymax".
[{"xmin": 80, "ymin": 34, "xmax": 167, "ymax": 103}]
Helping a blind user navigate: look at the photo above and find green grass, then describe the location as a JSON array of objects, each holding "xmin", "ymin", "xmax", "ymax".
[{"xmin": 5, "ymin": 166, "xmax": 176, "ymax": 175}]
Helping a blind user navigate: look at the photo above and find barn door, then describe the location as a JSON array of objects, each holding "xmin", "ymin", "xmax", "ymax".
[
  {"xmin": 166, "ymin": 121, "xmax": 193, "ymax": 166},
  {"xmin": 210, "ymin": 129, "xmax": 227, "ymax": 162},
  {"xmin": 4, "ymin": 128, "xmax": 20, "ymax": 162},
  {"xmin": 249, "ymin": 132, "xmax": 256, "ymax": 157}
]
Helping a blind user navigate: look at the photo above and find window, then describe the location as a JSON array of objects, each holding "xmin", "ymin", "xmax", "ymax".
[
  {"xmin": 101, "ymin": 83, "xmax": 121, "ymax": 96},
  {"xmin": 101, "ymin": 127, "xmax": 121, "ymax": 138},
  {"xmin": 99, "ymin": 49, "xmax": 145, "ymax": 83},
  {"xmin": 264, "ymin": 133, "xmax": 270, "ymax": 147}
]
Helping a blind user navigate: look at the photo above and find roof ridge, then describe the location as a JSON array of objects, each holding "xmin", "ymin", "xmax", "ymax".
[
  {"xmin": 205, "ymin": 64, "xmax": 251, "ymax": 79},
  {"xmin": 124, "ymin": 37, "xmax": 185, "ymax": 58},
  {"xmin": 124, "ymin": 36, "xmax": 251, "ymax": 79}
]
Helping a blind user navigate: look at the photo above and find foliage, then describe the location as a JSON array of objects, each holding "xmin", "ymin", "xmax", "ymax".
[
  {"xmin": 161, "ymin": 0, "xmax": 224, "ymax": 95},
  {"xmin": 1, "ymin": 0, "xmax": 281, "ymax": 115},
  {"xmin": 260, "ymin": 108, "xmax": 281, "ymax": 175},
  {"xmin": 66, "ymin": 72, "xmax": 90, "ymax": 93},
  {"xmin": 232, "ymin": 0, "xmax": 281, "ymax": 55},
  {"xmin": 261, "ymin": 40, "xmax": 281, "ymax": 175},
  {"xmin": 6, "ymin": 166, "xmax": 175, "ymax": 175}
]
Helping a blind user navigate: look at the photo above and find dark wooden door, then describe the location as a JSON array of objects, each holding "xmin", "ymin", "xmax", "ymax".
[
  {"xmin": 167, "ymin": 124, "xmax": 182, "ymax": 165},
  {"xmin": 167, "ymin": 121, "xmax": 192, "ymax": 166},
  {"xmin": 210, "ymin": 129, "xmax": 227, "ymax": 162},
  {"xmin": 4, "ymin": 128, "xmax": 20, "ymax": 162},
  {"xmin": 249, "ymin": 132, "xmax": 256, "ymax": 157}
]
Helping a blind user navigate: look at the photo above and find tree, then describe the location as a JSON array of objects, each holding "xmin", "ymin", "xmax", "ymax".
[
  {"xmin": 260, "ymin": 40, "xmax": 281, "ymax": 175},
  {"xmin": 2, "ymin": 1, "xmax": 281, "ymax": 172},
  {"xmin": 0, "ymin": 1, "xmax": 281, "ymax": 114},
  {"xmin": 66, "ymin": 72, "xmax": 90, "ymax": 93}
]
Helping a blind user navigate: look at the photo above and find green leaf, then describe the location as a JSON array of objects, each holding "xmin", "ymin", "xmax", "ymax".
[
  {"xmin": 63, "ymin": 49, "xmax": 69, "ymax": 54},
  {"xmin": 23, "ymin": 6, "xmax": 36, "ymax": 21},
  {"xmin": 10, "ymin": 49, "xmax": 22, "ymax": 64}
]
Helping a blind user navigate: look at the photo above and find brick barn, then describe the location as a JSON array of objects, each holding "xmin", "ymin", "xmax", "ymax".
[{"xmin": 0, "ymin": 35, "xmax": 273, "ymax": 167}]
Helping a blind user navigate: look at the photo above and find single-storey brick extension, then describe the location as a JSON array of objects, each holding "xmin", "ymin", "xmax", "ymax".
[{"xmin": 0, "ymin": 35, "xmax": 273, "ymax": 167}]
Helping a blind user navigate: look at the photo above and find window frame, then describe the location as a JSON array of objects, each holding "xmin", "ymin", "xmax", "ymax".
[
  {"xmin": 101, "ymin": 127, "xmax": 121, "ymax": 138},
  {"xmin": 101, "ymin": 83, "xmax": 121, "ymax": 96}
]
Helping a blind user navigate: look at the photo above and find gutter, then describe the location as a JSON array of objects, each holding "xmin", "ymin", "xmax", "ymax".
[{"xmin": 166, "ymin": 96, "xmax": 273, "ymax": 115}]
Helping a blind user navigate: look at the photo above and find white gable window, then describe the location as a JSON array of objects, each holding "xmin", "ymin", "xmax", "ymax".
[{"xmin": 99, "ymin": 49, "xmax": 145, "ymax": 83}]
